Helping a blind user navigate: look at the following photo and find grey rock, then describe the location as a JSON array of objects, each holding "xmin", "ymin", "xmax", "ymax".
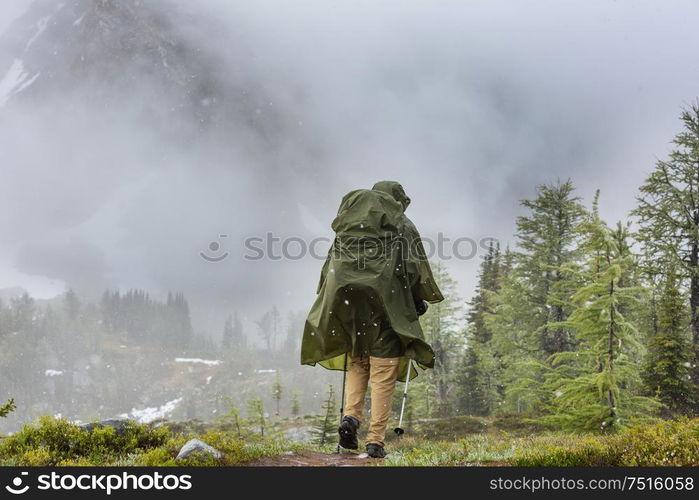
[{"xmin": 176, "ymin": 438, "xmax": 223, "ymax": 461}]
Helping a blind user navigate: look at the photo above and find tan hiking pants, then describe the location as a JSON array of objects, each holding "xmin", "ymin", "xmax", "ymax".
[{"xmin": 343, "ymin": 355, "xmax": 400, "ymax": 447}]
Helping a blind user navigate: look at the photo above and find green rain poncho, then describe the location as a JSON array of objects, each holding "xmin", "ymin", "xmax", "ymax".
[{"xmin": 301, "ymin": 181, "xmax": 444, "ymax": 381}]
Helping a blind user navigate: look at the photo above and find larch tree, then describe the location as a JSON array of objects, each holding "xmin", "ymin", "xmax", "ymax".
[
  {"xmin": 272, "ymin": 373, "xmax": 283, "ymax": 416},
  {"xmin": 313, "ymin": 384, "xmax": 337, "ymax": 446},
  {"xmin": 246, "ymin": 397, "xmax": 266, "ymax": 436},
  {"xmin": 541, "ymin": 194, "xmax": 659, "ymax": 432}
]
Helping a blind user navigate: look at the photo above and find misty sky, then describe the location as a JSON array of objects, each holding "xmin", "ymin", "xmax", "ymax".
[{"xmin": 1, "ymin": 0, "xmax": 698, "ymax": 336}]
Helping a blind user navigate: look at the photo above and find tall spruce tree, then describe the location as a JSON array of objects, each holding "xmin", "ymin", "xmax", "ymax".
[
  {"xmin": 634, "ymin": 103, "xmax": 699, "ymax": 390},
  {"xmin": 642, "ymin": 265, "xmax": 695, "ymax": 415},
  {"xmin": 515, "ymin": 180, "xmax": 586, "ymax": 355},
  {"xmin": 488, "ymin": 181, "xmax": 585, "ymax": 413},
  {"xmin": 458, "ymin": 243, "xmax": 503, "ymax": 415}
]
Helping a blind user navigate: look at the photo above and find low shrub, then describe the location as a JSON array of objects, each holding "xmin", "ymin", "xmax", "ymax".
[
  {"xmin": 0, "ymin": 416, "xmax": 169, "ymax": 465},
  {"xmin": 513, "ymin": 418, "xmax": 699, "ymax": 466}
]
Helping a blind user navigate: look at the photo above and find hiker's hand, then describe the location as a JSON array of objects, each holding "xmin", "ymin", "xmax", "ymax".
[{"xmin": 415, "ymin": 299, "xmax": 428, "ymax": 316}]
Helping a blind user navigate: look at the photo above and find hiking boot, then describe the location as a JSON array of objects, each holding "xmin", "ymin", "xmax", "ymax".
[
  {"xmin": 338, "ymin": 415, "xmax": 359, "ymax": 450},
  {"xmin": 366, "ymin": 443, "xmax": 387, "ymax": 458}
]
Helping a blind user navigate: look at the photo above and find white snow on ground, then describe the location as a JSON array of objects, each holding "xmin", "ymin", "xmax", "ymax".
[
  {"xmin": 45, "ymin": 369, "xmax": 64, "ymax": 377},
  {"xmin": 0, "ymin": 59, "xmax": 40, "ymax": 107},
  {"xmin": 130, "ymin": 397, "xmax": 182, "ymax": 424},
  {"xmin": 254, "ymin": 369, "xmax": 277, "ymax": 374},
  {"xmin": 26, "ymin": 16, "xmax": 50, "ymax": 51},
  {"xmin": 174, "ymin": 357, "xmax": 222, "ymax": 366},
  {"xmin": 206, "ymin": 375, "xmax": 212, "ymax": 384}
]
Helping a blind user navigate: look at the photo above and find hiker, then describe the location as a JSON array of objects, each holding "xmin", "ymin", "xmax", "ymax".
[{"xmin": 301, "ymin": 180, "xmax": 444, "ymax": 458}]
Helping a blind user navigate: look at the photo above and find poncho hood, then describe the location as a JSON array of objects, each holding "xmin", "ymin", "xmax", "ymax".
[{"xmin": 372, "ymin": 180, "xmax": 411, "ymax": 211}]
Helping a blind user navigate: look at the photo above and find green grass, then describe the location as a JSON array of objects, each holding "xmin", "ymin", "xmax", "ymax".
[
  {"xmin": 1, "ymin": 415, "xmax": 696, "ymax": 467},
  {"xmin": 382, "ymin": 418, "xmax": 699, "ymax": 466},
  {"xmin": 0, "ymin": 416, "xmax": 302, "ymax": 466}
]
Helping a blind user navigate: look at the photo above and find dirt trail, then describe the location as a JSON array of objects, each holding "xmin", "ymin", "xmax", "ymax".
[
  {"xmin": 246, "ymin": 450, "xmax": 511, "ymax": 467},
  {"xmin": 246, "ymin": 450, "xmax": 378, "ymax": 467}
]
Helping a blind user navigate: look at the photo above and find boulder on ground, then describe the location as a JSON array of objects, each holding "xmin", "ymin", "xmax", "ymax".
[{"xmin": 176, "ymin": 438, "xmax": 223, "ymax": 461}]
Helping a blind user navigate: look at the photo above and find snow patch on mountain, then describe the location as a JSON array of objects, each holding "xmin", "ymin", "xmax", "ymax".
[
  {"xmin": 130, "ymin": 397, "xmax": 183, "ymax": 424},
  {"xmin": 175, "ymin": 357, "xmax": 222, "ymax": 366},
  {"xmin": 25, "ymin": 16, "xmax": 50, "ymax": 51},
  {"xmin": 0, "ymin": 59, "xmax": 40, "ymax": 107}
]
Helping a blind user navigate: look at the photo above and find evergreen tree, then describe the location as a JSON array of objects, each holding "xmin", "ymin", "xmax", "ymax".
[
  {"xmin": 633, "ymin": 103, "xmax": 699, "ymax": 388},
  {"xmin": 419, "ymin": 262, "xmax": 461, "ymax": 416},
  {"xmin": 225, "ymin": 312, "xmax": 245, "ymax": 349},
  {"xmin": 222, "ymin": 314, "xmax": 234, "ymax": 350},
  {"xmin": 313, "ymin": 384, "xmax": 337, "ymax": 446},
  {"xmin": 540, "ymin": 194, "xmax": 660, "ymax": 432},
  {"xmin": 218, "ymin": 397, "xmax": 243, "ymax": 437},
  {"xmin": 458, "ymin": 242, "xmax": 503, "ymax": 415},
  {"xmin": 489, "ymin": 181, "xmax": 585, "ymax": 413},
  {"xmin": 168, "ymin": 292, "xmax": 193, "ymax": 350},
  {"xmin": 642, "ymin": 266, "xmax": 695, "ymax": 415},
  {"xmin": 283, "ymin": 311, "xmax": 304, "ymax": 353},
  {"xmin": 0, "ymin": 398, "xmax": 14, "ymax": 418},
  {"xmin": 272, "ymin": 373, "xmax": 283, "ymax": 416},
  {"xmin": 291, "ymin": 388, "xmax": 301, "ymax": 417},
  {"xmin": 63, "ymin": 289, "xmax": 80, "ymax": 321},
  {"xmin": 246, "ymin": 397, "xmax": 266, "ymax": 436},
  {"xmin": 256, "ymin": 307, "xmax": 281, "ymax": 353},
  {"xmin": 515, "ymin": 180, "xmax": 586, "ymax": 356},
  {"xmin": 10, "ymin": 293, "xmax": 36, "ymax": 335}
]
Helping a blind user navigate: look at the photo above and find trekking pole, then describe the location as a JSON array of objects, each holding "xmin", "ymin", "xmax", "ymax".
[
  {"xmin": 337, "ymin": 352, "xmax": 348, "ymax": 453},
  {"xmin": 394, "ymin": 360, "xmax": 412, "ymax": 435}
]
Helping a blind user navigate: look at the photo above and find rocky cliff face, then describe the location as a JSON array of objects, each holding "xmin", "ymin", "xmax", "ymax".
[{"xmin": 0, "ymin": 0, "xmax": 280, "ymax": 139}]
